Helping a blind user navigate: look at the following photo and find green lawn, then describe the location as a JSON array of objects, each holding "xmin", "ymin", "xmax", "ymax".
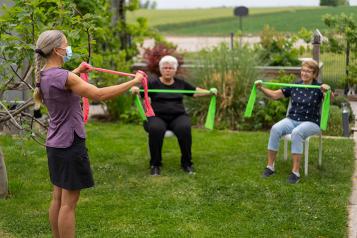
[
  {"xmin": 148, "ymin": 6, "xmax": 357, "ymax": 36},
  {"xmin": 0, "ymin": 123, "xmax": 354, "ymax": 237},
  {"xmin": 128, "ymin": 7, "xmax": 318, "ymax": 27}
]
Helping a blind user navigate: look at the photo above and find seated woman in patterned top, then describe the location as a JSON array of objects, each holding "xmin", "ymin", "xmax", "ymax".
[{"xmin": 257, "ymin": 60, "xmax": 332, "ymax": 184}]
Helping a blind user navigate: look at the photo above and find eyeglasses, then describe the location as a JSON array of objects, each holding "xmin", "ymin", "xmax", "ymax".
[{"xmin": 301, "ymin": 69, "xmax": 314, "ymax": 74}]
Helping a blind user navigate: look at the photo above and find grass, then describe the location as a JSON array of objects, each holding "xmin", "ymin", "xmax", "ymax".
[
  {"xmin": 0, "ymin": 122, "xmax": 354, "ymax": 237},
  {"xmin": 149, "ymin": 6, "xmax": 357, "ymax": 36},
  {"xmin": 128, "ymin": 7, "xmax": 318, "ymax": 27}
]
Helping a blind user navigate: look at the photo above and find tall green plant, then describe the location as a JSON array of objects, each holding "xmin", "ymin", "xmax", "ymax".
[
  {"xmin": 0, "ymin": 0, "xmax": 111, "ymax": 111},
  {"xmin": 189, "ymin": 44, "xmax": 260, "ymax": 130},
  {"xmin": 322, "ymin": 13, "xmax": 357, "ymax": 94},
  {"xmin": 322, "ymin": 13, "xmax": 357, "ymax": 54},
  {"xmin": 0, "ymin": 0, "xmax": 99, "ymax": 82},
  {"xmin": 326, "ymin": 105, "xmax": 343, "ymax": 136},
  {"xmin": 257, "ymin": 25, "xmax": 301, "ymax": 67},
  {"xmin": 88, "ymin": 0, "xmax": 162, "ymax": 120},
  {"xmin": 0, "ymin": 0, "xmax": 104, "ymax": 139},
  {"xmin": 242, "ymin": 73, "xmax": 295, "ymax": 130},
  {"xmin": 0, "ymin": 0, "xmax": 161, "ymax": 122}
]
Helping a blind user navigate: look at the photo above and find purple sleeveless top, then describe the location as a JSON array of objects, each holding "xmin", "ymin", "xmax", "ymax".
[{"xmin": 40, "ymin": 68, "xmax": 86, "ymax": 148}]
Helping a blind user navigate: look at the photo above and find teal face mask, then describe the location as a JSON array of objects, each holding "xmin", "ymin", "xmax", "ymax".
[{"xmin": 63, "ymin": 46, "xmax": 72, "ymax": 62}]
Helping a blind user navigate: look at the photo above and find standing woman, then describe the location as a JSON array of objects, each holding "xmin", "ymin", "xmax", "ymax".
[{"xmin": 34, "ymin": 30, "xmax": 144, "ymax": 237}]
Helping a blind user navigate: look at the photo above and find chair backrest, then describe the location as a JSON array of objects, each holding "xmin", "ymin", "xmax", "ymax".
[{"xmin": 286, "ymin": 99, "xmax": 292, "ymax": 117}]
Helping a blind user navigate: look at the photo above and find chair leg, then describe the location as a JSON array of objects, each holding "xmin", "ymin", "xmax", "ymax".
[
  {"xmin": 318, "ymin": 134, "xmax": 322, "ymax": 167},
  {"xmin": 284, "ymin": 137, "xmax": 288, "ymax": 161},
  {"xmin": 304, "ymin": 138, "xmax": 309, "ymax": 176}
]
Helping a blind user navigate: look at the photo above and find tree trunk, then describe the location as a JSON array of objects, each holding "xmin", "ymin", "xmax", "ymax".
[
  {"xmin": 0, "ymin": 148, "xmax": 8, "ymax": 199},
  {"xmin": 117, "ymin": 0, "xmax": 128, "ymax": 51},
  {"xmin": 112, "ymin": 0, "xmax": 130, "ymax": 60}
]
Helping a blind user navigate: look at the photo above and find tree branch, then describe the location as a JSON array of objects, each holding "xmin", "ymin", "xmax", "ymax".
[
  {"xmin": 0, "ymin": 98, "xmax": 34, "ymax": 123},
  {"xmin": 0, "ymin": 101, "xmax": 23, "ymax": 129},
  {"xmin": 10, "ymin": 65, "xmax": 34, "ymax": 90},
  {"xmin": 21, "ymin": 112, "xmax": 48, "ymax": 129},
  {"xmin": 87, "ymin": 28, "xmax": 91, "ymax": 62}
]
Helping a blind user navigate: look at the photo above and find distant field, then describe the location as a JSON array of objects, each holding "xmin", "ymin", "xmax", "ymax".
[
  {"xmin": 128, "ymin": 7, "xmax": 318, "ymax": 27},
  {"xmin": 128, "ymin": 6, "xmax": 357, "ymax": 36}
]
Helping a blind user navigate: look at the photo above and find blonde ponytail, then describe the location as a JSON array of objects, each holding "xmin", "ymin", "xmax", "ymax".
[
  {"xmin": 33, "ymin": 53, "xmax": 43, "ymax": 109},
  {"xmin": 33, "ymin": 30, "xmax": 65, "ymax": 108}
]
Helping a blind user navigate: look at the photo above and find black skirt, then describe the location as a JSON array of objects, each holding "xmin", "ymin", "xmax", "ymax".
[{"xmin": 46, "ymin": 133, "xmax": 94, "ymax": 190}]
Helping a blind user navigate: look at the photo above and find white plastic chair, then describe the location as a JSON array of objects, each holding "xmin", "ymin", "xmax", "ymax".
[
  {"xmin": 163, "ymin": 130, "xmax": 175, "ymax": 138},
  {"xmin": 282, "ymin": 100, "xmax": 323, "ymax": 176},
  {"xmin": 283, "ymin": 133, "xmax": 322, "ymax": 176}
]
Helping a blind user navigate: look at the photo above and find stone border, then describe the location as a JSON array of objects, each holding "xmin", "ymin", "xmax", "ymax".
[
  {"xmin": 348, "ymin": 135, "xmax": 357, "ymax": 237},
  {"xmin": 348, "ymin": 101, "xmax": 357, "ymax": 238}
]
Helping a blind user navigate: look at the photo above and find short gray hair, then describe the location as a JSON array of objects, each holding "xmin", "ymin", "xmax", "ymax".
[{"xmin": 159, "ymin": 55, "xmax": 178, "ymax": 70}]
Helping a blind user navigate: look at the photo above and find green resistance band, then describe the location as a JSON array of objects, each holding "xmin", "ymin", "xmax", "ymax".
[
  {"xmin": 134, "ymin": 89, "xmax": 217, "ymax": 130},
  {"xmin": 244, "ymin": 81, "xmax": 331, "ymax": 131}
]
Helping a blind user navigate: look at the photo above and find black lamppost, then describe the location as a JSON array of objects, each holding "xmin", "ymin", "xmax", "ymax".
[{"xmin": 233, "ymin": 6, "xmax": 249, "ymax": 47}]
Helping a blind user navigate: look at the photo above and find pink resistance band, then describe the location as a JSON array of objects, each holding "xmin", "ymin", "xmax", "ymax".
[
  {"xmin": 80, "ymin": 62, "xmax": 155, "ymax": 123},
  {"xmin": 79, "ymin": 72, "xmax": 90, "ymax": 123}
]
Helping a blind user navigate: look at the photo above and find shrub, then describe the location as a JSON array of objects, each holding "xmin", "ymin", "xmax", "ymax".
[
  {"xmin": 256, "ymin": 25, "xmax": 301, "ymax": 67},
  {"xmin": 105, "ymin": 95, "xmax": 143, "ymax": 123},
  {"xmin": 88, "ymin": 58, "xmax": 134, "ymax": 121},
  {"xmin": 241, "ymin": 73, "xmax": 296, "ymax": 130},
  {"xmin": 345, "ymin": 63, "xmax": 357, "ymax": 94},
  {"xmin": 331, "ymin": 95, "xmax": 355, "ymax": 122},
  {"xmin": 142, "ymin": 42, "xmax": 184, "ymax": 76},
  {"xmin": 322, "ymin": 13, "xmax": 357, "ymax": 94},
  {"xmin": 320, "ymin": 0, "xmax": 349, "ymax": 6},
  {"xmin": 189, "ymin": 43, "xmax": 260, "ymax": 130},
  {"xmin": 326, "ymin": 105, "xmax": 343, "ymax": 136}
]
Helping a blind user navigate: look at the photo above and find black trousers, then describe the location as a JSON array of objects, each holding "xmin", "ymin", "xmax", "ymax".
[{"xmin": 144, "ymin": 114, "xmax": 192, "ymax": 167}]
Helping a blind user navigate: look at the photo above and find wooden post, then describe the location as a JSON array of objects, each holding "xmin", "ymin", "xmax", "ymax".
[
  {"xmin": 0, "ymin": 149, "xmax": 8, "ymax": 199},
  {"xmin": 312, "ymin": 29, "xmax": 323, "ymax": 81},
  {"xmin": 346, "ymin": 41, "xmax": 351, "ymax": 95},
  {"xmin": 312, "ymin": 29, "xmax": 322, "ymax": 63},
  {"xmin": 230, "ymin": 32, "xmax": 234, "ymax": 50}
]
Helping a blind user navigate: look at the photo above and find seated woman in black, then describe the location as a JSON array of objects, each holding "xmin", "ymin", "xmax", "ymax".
[{"xmin": 132, "ymin": 55, "xmax": 213, "ymax": 176}]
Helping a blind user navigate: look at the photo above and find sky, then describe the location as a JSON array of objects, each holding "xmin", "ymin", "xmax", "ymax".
[{"xmin": 154, "ymin": 0, "xmax": 357, "ymax": 9}]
